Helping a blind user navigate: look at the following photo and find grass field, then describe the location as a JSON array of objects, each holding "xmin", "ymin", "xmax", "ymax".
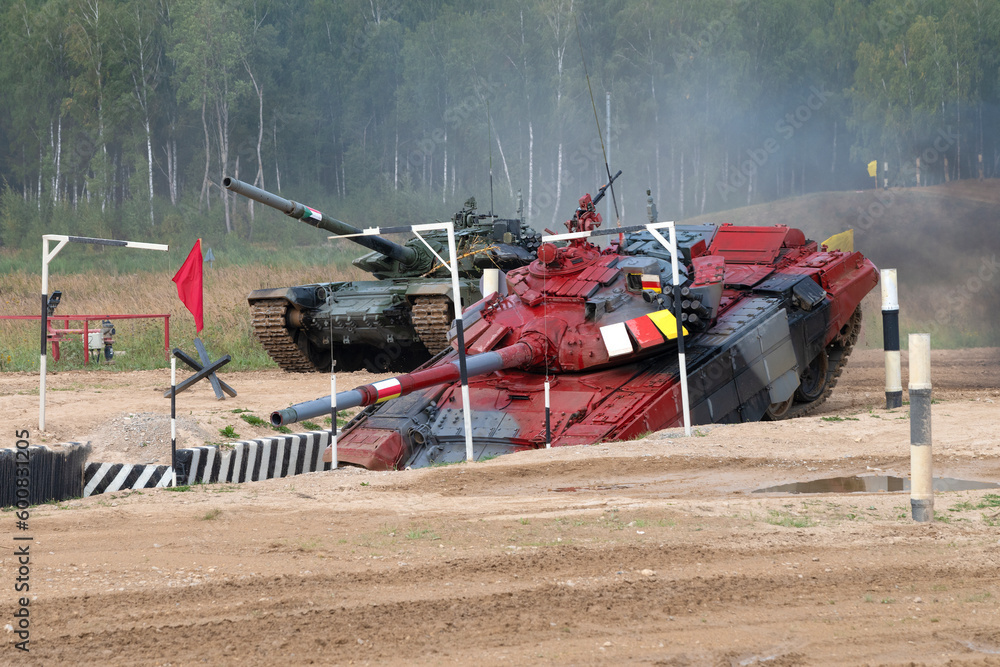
[{"xmin": 0, "ymin": 245, "xmax": 365, "ymax": 372}]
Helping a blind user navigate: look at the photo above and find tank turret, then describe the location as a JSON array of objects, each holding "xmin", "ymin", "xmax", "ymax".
[
  {"xmin": 271, "ymin": 176, "xmax": 879, "ymax": 470},
  {"xmin": 224, "ymin": 178, "xmax": 541, "ymax": 374}
]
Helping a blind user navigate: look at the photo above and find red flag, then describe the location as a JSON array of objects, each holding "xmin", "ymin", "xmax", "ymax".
[{"xmin": 172, "ymin": 239, "xmax": 204, "ymax": 332}]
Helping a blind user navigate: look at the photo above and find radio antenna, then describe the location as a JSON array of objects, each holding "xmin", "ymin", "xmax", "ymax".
[
  {"xmin": 487, "ymin": 99, "xmax": 495, "ymax": 217},
  {"xmin": 575, "ymin": 15, "xmax": 620, "ymax": 230}
]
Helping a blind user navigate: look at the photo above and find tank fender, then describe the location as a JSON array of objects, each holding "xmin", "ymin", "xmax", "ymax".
[
  {"xmin": 405, "ymin": 283, "xmax": 453, "ymax": 298},
  {"xmin": 248, "ymin": 285, "xmax": 326, "ymax": 308}
]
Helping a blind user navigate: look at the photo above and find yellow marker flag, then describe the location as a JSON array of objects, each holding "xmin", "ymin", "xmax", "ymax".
[
  {"xmin": 867, "ymin": 160, "xmax": 878, "ymax": 178},
  {"xmin": 821, "ymin": 229, "xmax": 854, "ymax": 253}
]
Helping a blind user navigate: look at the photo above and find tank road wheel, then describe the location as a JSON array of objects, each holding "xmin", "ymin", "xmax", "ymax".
[
  {"xmin": 836, "ymin": 305, "xmax": 863, "ymax": 347},
  {"xmin": 411, "ymin": 295, "xmax": 453, "ymax": 354},
  {"xmin": 763, "ymin": 396, "xmax": 795, "ymax": 421},
  {"xmin": 795, "ymin": 349, "xmax": 830, "ymax": 403}
]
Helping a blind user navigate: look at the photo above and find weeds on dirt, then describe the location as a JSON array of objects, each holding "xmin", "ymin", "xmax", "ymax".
[
  {"xmin": 765, "ymin": 510, "xmax": 814, "ymax": 528},
  {"xmin": 201, "ymin": 509, "xmax": 222, "ymax": 521},
  {"xmin": 271, "ymin": 425, "xmax": 292, "ymax": 434},
  {"xmin": 301, "ymin": 420, "xmax": 321, "ymax": 431},
  {"xmin": 299, "ymin": 538, "xmax": 324, "ymax": 551},
  {"xmin": 164, "ymin": 485, "xmax": 192, "ymax": 492},
  {"xmin": 406, "ymin": 528, "xmax": 440, "ymax": 540},
  {"xmin": 240, "ymin": 414, "xmax": 267, "ymax": 427},
  {"xmin": 821, "ymin": 416, "xmax": 860, "ymax": 422},
  {"xmin": 219, "ymin": 425, "xmax": 239, "ymax": 439}
]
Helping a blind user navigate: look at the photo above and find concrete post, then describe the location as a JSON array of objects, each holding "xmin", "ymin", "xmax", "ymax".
[
  {"xmin": 909, "ymin": 333, "xmax": 933, "ymax": 522},
  {"xmin": 881, "ymin": 269, "xmax": 902, "ymax": 409}
]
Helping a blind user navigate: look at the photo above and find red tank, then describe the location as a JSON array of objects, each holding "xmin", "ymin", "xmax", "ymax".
[{"xmin": 271, "ymin": 186, "xmax": 878, "ymax": 470}]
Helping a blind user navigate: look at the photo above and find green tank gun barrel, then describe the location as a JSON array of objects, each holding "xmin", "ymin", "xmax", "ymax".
[{"xmin": 223, "ymin": 177, "xmax": 417, "ymax": 265}]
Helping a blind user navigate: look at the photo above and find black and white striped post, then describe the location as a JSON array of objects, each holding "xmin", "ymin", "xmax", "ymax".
[
  {"xmin": 542, "ymin": 221, "xmax": 692, "ymax": 437},
  {"xmin": 544, "ymin": 380, "xmax": 552, "ymax": 449},
  {"xmin": 881, "ymin": 268, "xmax": 902, "ymax": 409},
  {"xmin": 909, "ymin": 333, "xmax": 933, "ymax": 522},
  {"xmin": 40, "ymin": 235, "xmax": 168, "ymax": 431},
  {"xmin": 329, "ymin": 221, "xmax": 474, "ymax": 461},
  {"xmin": 170, "ymin": 357, "xmax": 178, "ymax": 486}
]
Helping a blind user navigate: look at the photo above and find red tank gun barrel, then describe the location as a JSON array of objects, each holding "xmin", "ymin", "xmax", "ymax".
[{"xmin": 271, "ymin": 342, "xmax": 535, "ymax": 426}]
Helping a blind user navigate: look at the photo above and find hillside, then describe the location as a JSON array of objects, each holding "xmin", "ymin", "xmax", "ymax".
[{"xmin": 687, "ymin": 180, "xmax": 1000, "ymax": 347}]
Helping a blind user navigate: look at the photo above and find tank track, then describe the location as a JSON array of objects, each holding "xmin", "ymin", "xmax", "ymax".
[
  {"xmin": 250, "ymin": 299, "xmax": 320, "ymax": 373},
  {"xmin": 411, "ymin": 295, "xmax": 452, "ymax": 354},
  {"xmin": 781, "ymin": 305, "xmax": 863, "ymax": 420}
]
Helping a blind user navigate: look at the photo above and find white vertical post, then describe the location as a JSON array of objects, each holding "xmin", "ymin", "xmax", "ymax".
[
  {"xmin": 909, "ymin": 333, "xmax": 933, "ymax": 522},
  {"xmin": 171, "ymin": 357, "xmax": 177, "ymax": 487},
  {"xmin": 443, "ymin": 223, "xmax": 474, "ymax": 462},
  {"xmin": 544, "ymin": 380, "xmax": 551, "ymax": 449},
  {"xmin": 646, "ymin": 223, "xmax": 692, "ymax": 437},
  {"xmin": 40, "ymin": 241, "xmax": 49, "ymax": 432},
  {"xmin": 330, "ymin": 368, "xmax": 338, "ymax": 470},
  {"xmin": 39, "ymin": 236, "xmax": 67, "ymax": 431},
  {"xmin": 881, "ymin": 269, "xmax": 902, "ymax": 409},
  {"xmin": 670, "ymin": 226, "xmax": 692, "ymax": 437}
]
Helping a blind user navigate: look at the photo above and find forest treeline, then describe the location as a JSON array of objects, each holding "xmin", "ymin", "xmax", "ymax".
[{"xmin": 1, "ymin": 0, "xmax": 998, "ymax": 251}]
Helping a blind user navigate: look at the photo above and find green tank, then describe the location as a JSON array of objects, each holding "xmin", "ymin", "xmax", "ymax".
[{"xmin": 224, "ymin": 178, "xmax": 540, "ymax": 373}]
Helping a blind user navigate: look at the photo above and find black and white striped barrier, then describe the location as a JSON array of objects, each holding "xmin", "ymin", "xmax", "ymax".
[
  {"xmin": 80, "ymin": 431, "xmax": 335, "ymax": 496},
  {"xmin": 84, "ymin": 462, "xmax": 174, "ymax": 496},
  {"xmin": 881, "ymin": 268, "xmax": 902, "ymax": 409},
  {"xmin": 174, "ymin": 431, "xmax": 333, "ymax": 485},
  {"xmin": 0, "ymin": 443, "xmax": 92, "ymax": 507}
]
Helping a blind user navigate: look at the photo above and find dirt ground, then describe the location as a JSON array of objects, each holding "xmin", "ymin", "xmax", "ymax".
[{"xmin": 4, "ymin": 347, "xmax": 1000, "ymax": 665}]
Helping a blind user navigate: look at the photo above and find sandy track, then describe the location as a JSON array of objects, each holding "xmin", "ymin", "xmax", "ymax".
[{"xmin": 4, "ymin": 348, "xmax": 1000, "ymax": 665}]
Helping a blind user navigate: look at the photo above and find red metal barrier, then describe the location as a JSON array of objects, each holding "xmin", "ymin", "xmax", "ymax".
[{"xmin": 0, "ymin": 314, "xmax": 171, "ymax": 363}]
